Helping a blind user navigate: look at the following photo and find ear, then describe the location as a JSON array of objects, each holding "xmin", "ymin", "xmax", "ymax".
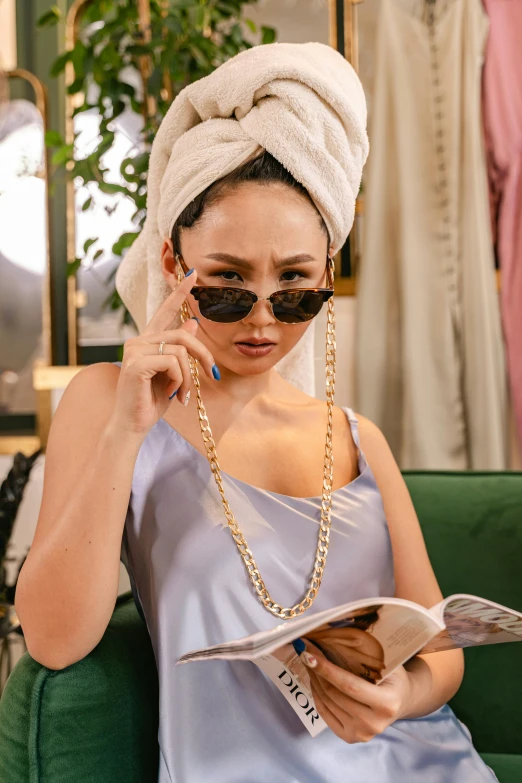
[{"xmin": 160, "ymin": 238, "xmax": 178, "ymax": 286}]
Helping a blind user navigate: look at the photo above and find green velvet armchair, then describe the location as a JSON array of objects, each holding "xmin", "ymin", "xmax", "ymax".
[{"xmin": 1, "ymin": 471, "xmax": 521, "ymax": 782}]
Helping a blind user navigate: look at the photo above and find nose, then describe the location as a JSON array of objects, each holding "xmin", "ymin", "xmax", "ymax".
[{"xmin": 241, "ymin": 296, "xmax": 277, "ymax": 327}]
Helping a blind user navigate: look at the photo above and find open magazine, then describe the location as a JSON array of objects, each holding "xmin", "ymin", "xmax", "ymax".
[{"xmin": 177, "ymin": 594, "xmax": 522, "ymax": 737}]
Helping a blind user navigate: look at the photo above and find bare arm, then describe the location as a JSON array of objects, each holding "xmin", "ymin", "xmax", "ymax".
[
  {"xmin": 357, "ymin": 414, "xmax": 464, "ymax": 717},
  {"xmin": 14, "ymin": 363, "xmax": 144, "ymax": 670},
  {"xmin": 15, "ymin": 268, "xmax": 216, "ymax": 671}
]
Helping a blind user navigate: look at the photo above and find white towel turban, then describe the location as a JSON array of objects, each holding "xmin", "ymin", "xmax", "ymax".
[{"xmin": 115, "ymin": 41, "xmax": 369, "ymax": 396}]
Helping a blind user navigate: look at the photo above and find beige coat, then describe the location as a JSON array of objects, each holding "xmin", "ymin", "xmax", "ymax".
[{"xmin": 355, "ymin": 0, "xmax": 508, "ymax": 469}]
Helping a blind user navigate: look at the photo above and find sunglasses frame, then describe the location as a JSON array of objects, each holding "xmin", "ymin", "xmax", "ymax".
[{"xmin": 175, "ymin": 252, "xmax": 335, "ymax": 323}]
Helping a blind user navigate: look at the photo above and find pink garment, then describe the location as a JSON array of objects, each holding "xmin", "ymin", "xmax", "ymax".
[{"xmin": 482, "ymin": 0, "xmax": 522, "ymax": 451}]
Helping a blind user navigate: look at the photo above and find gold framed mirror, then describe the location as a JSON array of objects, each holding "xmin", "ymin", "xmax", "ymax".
[
  {"xmin": 16, "ymin": 0, "xmax": 364, "ymax": 455},
  {"xmin": 64, "ymin": 0, "xmax": 363, "ymax": 368},
  {"xmin": 0, "ymin": 68, "xmax": 52, "ymax": 455}
]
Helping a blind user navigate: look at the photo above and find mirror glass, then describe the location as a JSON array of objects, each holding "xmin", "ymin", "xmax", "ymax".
[{"xmin": 0, "ymin": 85, "xmax": 47, "ymax": 427}]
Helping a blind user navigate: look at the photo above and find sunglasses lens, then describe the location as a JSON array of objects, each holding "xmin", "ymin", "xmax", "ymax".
[
  {"xmin": 194, "ymin": 288, "xmax": 255, "ymax": 323},
  {"xmin": 271, "ymin": 291, "xmax": 327, "ymax": 323}
]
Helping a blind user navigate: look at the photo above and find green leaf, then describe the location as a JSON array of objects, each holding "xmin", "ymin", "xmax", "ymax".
[
  {"xmin": 96, "ymin": 132, "xmax": 115, "ymax": 158},
  {"xmin": 195, "ymin": 6, "xmax": 206, "ymax": 29},
  {"xmin": 130, "ymin": 152, "xmax": 149, "ymax": 174},
  {"xmin": 72, "ymin": 102, "xmax": 93, "ymax": 118},
  {"xmin": 261, "ymin": 25, "xmax": 276, "ymax": 45},
  {"xmin": 216, "ymin": 1, "xmax": 238, "ymax": 18},
  {"xmin": 244, "ymin": 18, "xmax": 257, "ymax": 34},
  {"xmin": 112, "ymin": 231, "xmax": 139, "ymax": 256},
  {"xmin": 44, "ymin": 130, "xmax": 64, "ymax": 147},
  {"xmin": 51, "ymin": 144, "xmax": 74, "ymax": 165},
  {"xmin": 98, "ymin": 182, "xmax": 128, "ymax": 195},
  {"xmin": 84, "ymin": 237, "xmax": 98, "ymax": 254},
  {"xmin": 148, "ymin": 67, "xmax": 163, "ymax": 95},
  {"xmin": 37, "ymin": 6, "xmax": 61, "ymax": 28},
  {"xmin": 50, "ymin": 51, "xmax": 71, "ymax": 77},
  {"xmin": 67, "ymin": 77, "xmax": 85, "ymax": 94},
  {"xmin": 93, "ymin": 249, "xmax": 104, "ymax": 261},
  {"xmin": 67, "ymin": 258, "xmax": 82, "ymax": 278},
  {"xmin": 127, "ymin": 44, "xmax": 155, "ymax": 57},
  {"xmin": 118, "ymin": 82, "xmax": 136, "ymax": 98},
  {"xmin": 230, "ymin": 22, "xmax": 243, "ymax": 47},
  {"xmin": 70, "ymin": 42, "xmax": 88, "ymax": 79},
  {"xmin": 81, "ymin": 197, "xmax": 93, "ymax": 211},
  {"xmin": 164, "ymin": 16, "xmax": 183, "ymax": 34}
]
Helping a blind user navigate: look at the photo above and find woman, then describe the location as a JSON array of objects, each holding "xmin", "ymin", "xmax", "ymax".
[{"xmin": 15, "ymin": 42, "xmax": 497, "ymax": 782}]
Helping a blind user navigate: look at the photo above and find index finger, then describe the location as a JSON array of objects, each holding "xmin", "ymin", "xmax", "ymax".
[
  {"xmin": 143, "ymin": 269, "xmax": 198, "ymax": 335},
  {"xmin": 303, "ymin": 639, "xmax": 383, "ymax": 708}
]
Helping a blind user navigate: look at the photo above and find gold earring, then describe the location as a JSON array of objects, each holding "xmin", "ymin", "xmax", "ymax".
[{"xmin": 175, "ymin": 254, "xmax": 183, "ymax": 284}]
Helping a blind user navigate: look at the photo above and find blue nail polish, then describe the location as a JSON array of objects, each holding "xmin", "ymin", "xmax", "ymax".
[
  {"xmin": 292, "ymin": 637, "xmax": 306, "ymax": 656},
  {"xmin": 185, "ymin": 268, "xmax": 195, "ymax": 277},
  {"xmin": 169, "ymin": 389, "xmax": 179, "ymax": 399},
  {"xmin": 212, "ymin": 364, "xmax": 221, "ymax": 380},
  {"xmin": 191, "ymin": 316, "xmax": 199, "ymax": 323}
]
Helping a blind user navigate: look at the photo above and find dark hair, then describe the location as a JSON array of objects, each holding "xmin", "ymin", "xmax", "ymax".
[{"xmin": 171, "ymin": 150, "xmax": 329, "ymax": 255}]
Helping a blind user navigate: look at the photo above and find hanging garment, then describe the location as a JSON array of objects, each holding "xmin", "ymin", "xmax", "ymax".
[
  {"xmin": 115, "ymin": 372, "xmax": 497, "ymax": 782},
  {"xmin": 482, "ymin": 0, "xmax": 522, "ymax": 455},
  {"xmin": 355, "ymin": 0, "xmax": 508, "ymax": 469}
]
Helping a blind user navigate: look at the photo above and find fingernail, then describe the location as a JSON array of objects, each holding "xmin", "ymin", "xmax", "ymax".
[
  {"xmin": 169, "ymin": 389, "xmax": 179, "ymax": 399},
  {"xmin": 301, "ymin": 652, "xmax": 317, "ymax": 668},
  {"xmin": 183, "ymin": 391, "xmax": 191, "ymax": 407},
  {"xmin": 191, "ymin": 316, "xmax": 199, "ymax": 323},
  {"xmin": 292, "ymin": 637, "xmax": 306, "ymax": 655},
  {"xmin": 185, "ymin": 268, "xmax": 195, "ymax": 277},
  {"xmin": 212, "ymin": 364, "xmax": 221, "ymax": 380}
]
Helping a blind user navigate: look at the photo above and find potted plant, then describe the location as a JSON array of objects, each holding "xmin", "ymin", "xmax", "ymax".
[{"xmin": 39, "ymin": 0, "xmax": 276, "ymax": 329}]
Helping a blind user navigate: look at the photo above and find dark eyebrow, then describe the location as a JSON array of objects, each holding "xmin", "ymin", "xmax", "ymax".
[{"xmin": 202, "ymin": 252, "xmax": 318, "ymax": 270}]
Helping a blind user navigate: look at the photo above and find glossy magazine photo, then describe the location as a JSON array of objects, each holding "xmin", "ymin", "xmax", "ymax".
[{"xmin": 177, "ymin": 594, "xmax": 522, "ymax": 735}]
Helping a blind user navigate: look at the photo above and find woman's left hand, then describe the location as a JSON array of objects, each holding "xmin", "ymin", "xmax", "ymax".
[{"xmin": 302, "ymin": 639, "xmax": 413, "ymax": 744}]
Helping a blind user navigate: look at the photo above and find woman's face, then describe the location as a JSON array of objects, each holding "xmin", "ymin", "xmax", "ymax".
[{"xmin": 161, "ymin": 182, "xmax": 333, "ymax": 380}]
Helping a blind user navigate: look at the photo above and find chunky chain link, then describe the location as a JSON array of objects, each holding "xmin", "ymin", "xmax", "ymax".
[{"xmin": 177, "ymin": 260, "xmax": 336, "ymax": 619}]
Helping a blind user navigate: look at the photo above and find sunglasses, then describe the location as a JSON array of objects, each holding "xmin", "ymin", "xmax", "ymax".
[{"xmin": 176, "ymin": 253, "xmax": 334, "ymax": 324}]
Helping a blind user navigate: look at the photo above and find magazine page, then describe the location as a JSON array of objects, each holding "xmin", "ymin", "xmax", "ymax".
[
  {"xmin": 300, "ymin": 603, "xmax": 442, "ymax": 682},
  {"xmin": 253, "ymin": 650, "xmax": 328, "ymax": 737},
  {"xmin": 224, "ymin": 603, "xmax": 443, "ymax": 738},
  {"xmin": 177, "ymin": 598, "xmax": 445, "ymax": 737},
  {"xmin": 250, "ymin": 599, "xmax": 440, "ymax": 738},
  {"xmin": 177, "ymin": 596, "xmax": 444, "ymax": 665},
  {"xmin": 420, "ymin": 593, "xmax": 522, "ymax": 654}
]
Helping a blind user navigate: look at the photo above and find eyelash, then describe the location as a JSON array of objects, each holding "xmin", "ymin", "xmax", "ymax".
[{"xmin": 213, "ymin": 270, "xmax": 307, "ymax": 283}]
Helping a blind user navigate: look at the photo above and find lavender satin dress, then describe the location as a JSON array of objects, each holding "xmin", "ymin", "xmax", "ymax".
[{"xmin": 117, "ymin": 365, "xmax": 497, "ymax": 782}]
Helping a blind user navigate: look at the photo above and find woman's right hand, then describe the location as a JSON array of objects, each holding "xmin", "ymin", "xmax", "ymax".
[
  {"xmin": 305, "ymin": 627, "xmax": 386, "ymax": 684},
  {"xmin": 109, "ymin": 269, "xmax": 217, "ymax": 439}
]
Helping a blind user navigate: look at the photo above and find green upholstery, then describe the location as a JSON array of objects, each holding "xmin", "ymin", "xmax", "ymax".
[
  {"xmin": 0, "ymin": 596, "xmax": 160, "ymax": 782},
  {"xmin": 0, "ymin": 471, "xmax": 521, "ymax": 782},
  {"xmin": 403, "ymin": 471, "xmax": 522, "ymax": 764}
]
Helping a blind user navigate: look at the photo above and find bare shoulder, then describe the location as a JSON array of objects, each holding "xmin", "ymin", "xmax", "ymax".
[
  {"xmin": 351, "ymin": 411, "xmax": 382, "ymax": 436},
  {"xmin": 351, "ymin": 412, "xmax": 391, "ymax": 456},
  {"xmin": 57, "ymin": 360, "xmax": 122, "ymax": 433},
  {"xmin": 58, "ymin": 361, "xmax": 121, "ymax": 416},
  {"xmin": 348, "ymin": 411, "xmax": 403, "ymax": 491}
]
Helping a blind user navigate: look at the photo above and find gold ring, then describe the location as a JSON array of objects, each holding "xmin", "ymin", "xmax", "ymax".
[{"xmin": 159, "ymin": 341, "xmax": 166, "ymax": 355}]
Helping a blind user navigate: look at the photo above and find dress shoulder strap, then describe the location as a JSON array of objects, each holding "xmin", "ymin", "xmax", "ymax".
[{"xmin": 344, "ymin": 407, "xmax": 362, "ymax": 449}]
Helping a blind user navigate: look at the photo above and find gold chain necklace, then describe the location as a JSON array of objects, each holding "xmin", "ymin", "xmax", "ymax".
[{"xmin": 177, "ymin": 264, "xmax": 336, "ymax": 620}]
